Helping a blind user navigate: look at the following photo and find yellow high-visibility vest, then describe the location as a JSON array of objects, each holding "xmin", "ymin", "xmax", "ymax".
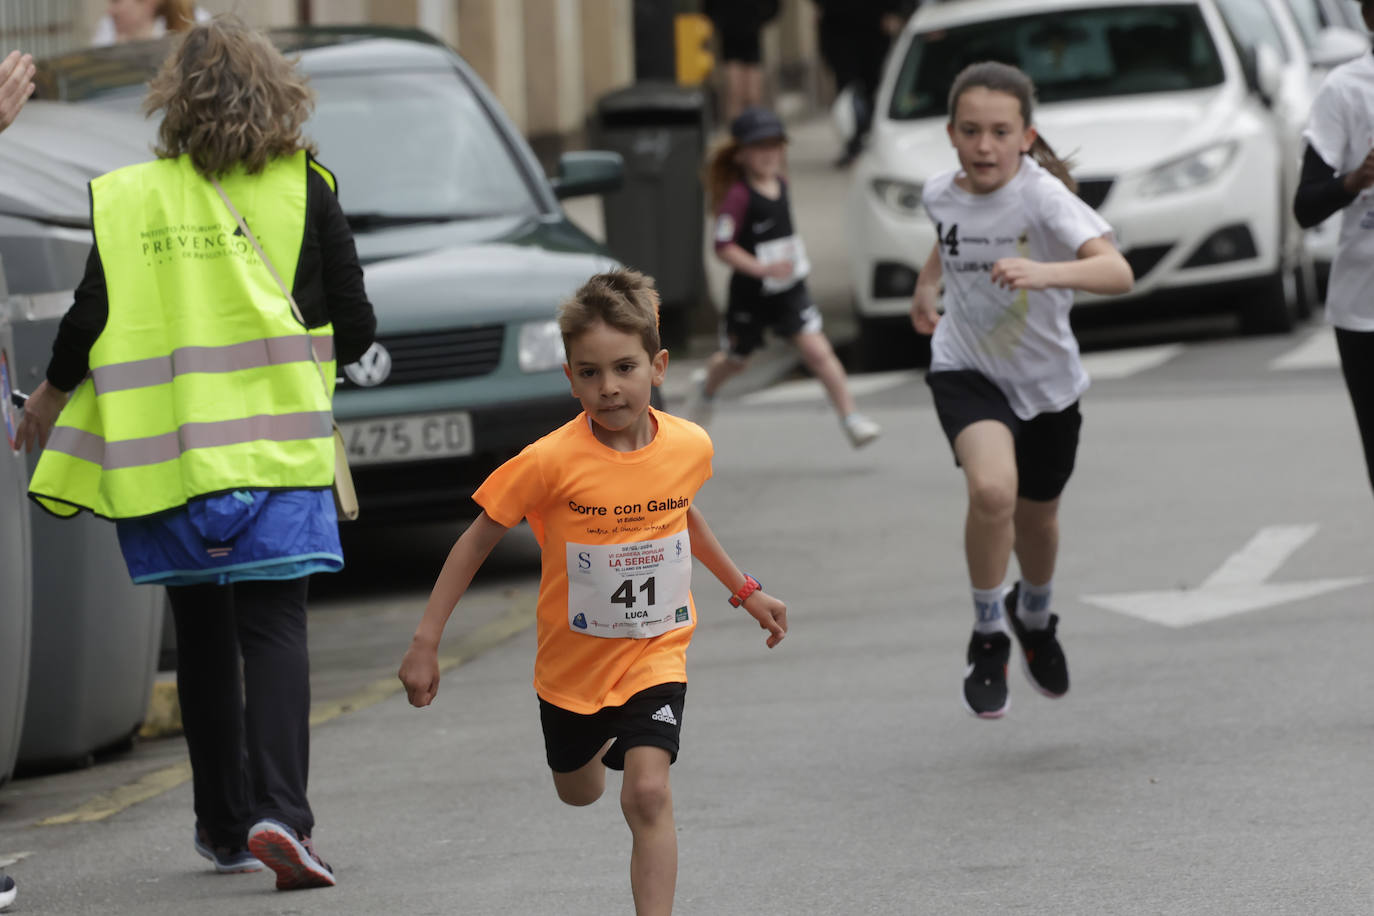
[{"xmin": 29, "ymin": 151, "xmax": 339, "ymax": 520}]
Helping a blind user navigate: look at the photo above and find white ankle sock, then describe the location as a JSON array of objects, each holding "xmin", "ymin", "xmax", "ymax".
[
  {"xmin": 972, "ymin": 586, "xmax": 1008, "ymax": 634},
  {"xmin": 1017, "ymin": 580, "xmax": 1053, "ymax": 630}
]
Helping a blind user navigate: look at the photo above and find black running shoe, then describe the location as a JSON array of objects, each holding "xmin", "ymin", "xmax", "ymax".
[
  {"xmin": 963, "ymin": 630, "xmax": 1011, "ymax": 718},
  {"xmin": 1005, "ymin": 584, "xmax": 1070, "ymax": 698}
]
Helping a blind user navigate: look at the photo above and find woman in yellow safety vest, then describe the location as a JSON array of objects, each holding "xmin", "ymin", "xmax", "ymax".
[{"xmin": 16, "ymin": 17, "xmax": 375, "ymax": 892}]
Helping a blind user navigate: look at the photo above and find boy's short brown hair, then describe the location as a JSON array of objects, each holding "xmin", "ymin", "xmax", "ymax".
[{"xmin": 558, "ymin": 269, "xmax": 662, "ymax": 357}]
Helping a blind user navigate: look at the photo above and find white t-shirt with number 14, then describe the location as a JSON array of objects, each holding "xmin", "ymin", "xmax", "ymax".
[
  {"xmin": 1303, "ymin": 52, "xmax": 1374, "ymax": 332},
  {"xmin": 922, "ymin": 156, "xmax": 1115, "ymax": 420}
]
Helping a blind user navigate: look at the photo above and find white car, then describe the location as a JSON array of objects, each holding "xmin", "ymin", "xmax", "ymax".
[{"xmin": 847, "ymin": 0, "xmax": 1317, "ymax": 359}]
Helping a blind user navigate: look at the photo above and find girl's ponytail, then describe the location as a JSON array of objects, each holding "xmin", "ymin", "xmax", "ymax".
[
  {"xmin": 703, "ymin": 137, "xmax": 743, "ymax": 214},
  {"xmin": 1029, "ymin": 134, "xmax": 1077, "ymax": 194},
  {"xmin": 948, "ymin": 61, "xmax": 1077, "ymax": 193}
]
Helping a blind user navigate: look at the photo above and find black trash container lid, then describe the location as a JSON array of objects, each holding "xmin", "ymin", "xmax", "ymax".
[{"xmin": 597, "ymin": 81, "xmax": 706, "ymax": 127}]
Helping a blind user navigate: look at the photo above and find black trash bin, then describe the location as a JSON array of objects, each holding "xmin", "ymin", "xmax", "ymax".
[
  {"xmin": 593, "ymin": 82, "xmax": 708, "ymax": 349},
  {"xmin": 0, "ymin": 295, "xmax": 32, "ymax": 786},
  {"xmin": 10, "ymin": 293, "xmax": 164, "ymax": 771}
]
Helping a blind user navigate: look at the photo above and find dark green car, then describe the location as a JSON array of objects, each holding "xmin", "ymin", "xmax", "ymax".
[{"xmin": 31, "ymin": 26, "xmax": 624, "ymax": 522}]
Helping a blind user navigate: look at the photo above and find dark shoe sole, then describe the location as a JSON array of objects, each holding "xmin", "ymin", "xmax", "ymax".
[{"xmin": 247, "ymin": 823, "xmax": 336, "ymax": 890}]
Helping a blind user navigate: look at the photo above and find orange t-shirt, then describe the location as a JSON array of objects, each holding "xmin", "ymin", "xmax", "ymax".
[{"xmin": 473, "ymin": 409, "xmax": 713, "ymax": 714}]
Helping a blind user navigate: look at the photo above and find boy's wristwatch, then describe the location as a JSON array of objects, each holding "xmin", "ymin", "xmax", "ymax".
[{"xmin": 728, "ymin": 574, "xmax": 761, "ymax": 607}]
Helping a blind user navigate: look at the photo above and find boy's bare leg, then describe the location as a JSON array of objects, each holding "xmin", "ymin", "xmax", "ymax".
[
  {"xmin": 551, "ymin": 739, "xmax": 613, "ymax": 807},
  {"xmin": 620, "ymin": 746, "xmax": 676, "ymax": 916},
  {"xmin": 952, "ymin": 421, "xmax": 1018, "ymax": 590},
  {"xmin": 1013, "ymin": 497, "xmax": 1060, "ymax": 586},
  {"xmin": 793, "ymin": 330, "xmax": 856, "ymax": 417}
]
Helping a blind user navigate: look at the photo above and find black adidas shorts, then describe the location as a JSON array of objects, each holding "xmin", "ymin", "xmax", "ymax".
[
  {"xmin": 926, "ymin": 369, "xmax": 1082, "ymax": 502},
  {"xmin": 539, "ymin": 682, "xmax": 687, "ymax": 773}
]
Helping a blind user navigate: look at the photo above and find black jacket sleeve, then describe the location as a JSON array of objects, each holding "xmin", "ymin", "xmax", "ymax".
[
  {"xmin": 305, "ymin": 165, "xmax": 376, "ymax": 366},
  {"xmin": 46, "ymin": 242, "xmax": 107, "ymax": 392},
  {"xmin": 1294, "ymin": 144, "xmax": 1359, "ymax": 229},
  {"xmin": 43, "ymin": 161, "xmax": 377, "ymax": 390}
]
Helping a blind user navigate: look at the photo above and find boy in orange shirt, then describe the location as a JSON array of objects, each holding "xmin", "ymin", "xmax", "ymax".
[{"xmin": 398, "ymin": 269, "xmax": 788, "ymax": 915}]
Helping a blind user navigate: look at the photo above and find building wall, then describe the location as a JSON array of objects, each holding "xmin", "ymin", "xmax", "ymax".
[{"xmin": 20, "ymin": 0, "xmax": 826, "ymax": 147}]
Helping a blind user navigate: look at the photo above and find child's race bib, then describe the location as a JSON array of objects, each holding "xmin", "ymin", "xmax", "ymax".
[
  {"xmin": 566, "ymin": 532, "xmax": 693, "ymax": 639},
  {"xmin": 755, "ymin": 235, "xmax": 811, "ymax": 294}
]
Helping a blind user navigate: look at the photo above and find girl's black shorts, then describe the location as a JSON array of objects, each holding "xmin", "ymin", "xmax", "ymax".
[
  {"xmin": 926, "ymin": 369, "xmax": 1082, "ymax": 502},
  {"xmin": 539, "ymin": 682, "xmax": 686, "ymax": 773},
  {"xmin": 724, "ymin": 282, "xmax": 823, "ymax": 357}
]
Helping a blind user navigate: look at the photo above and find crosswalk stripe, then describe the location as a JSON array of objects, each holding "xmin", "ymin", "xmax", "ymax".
[
  {"xmin": 740, "ymin": 369, "xmax": 917, "ymax": 405},
  {"xmin": 1080, "ymin": 344, "xmax": 1184, "ymax": 380},
  {"xmin": 1270, "ymin": 325, "xmax": 1338, "ymax": 371},
  {"xmin": 733, "ymin": 330, "xmax": 1336, "ymax": 410}
]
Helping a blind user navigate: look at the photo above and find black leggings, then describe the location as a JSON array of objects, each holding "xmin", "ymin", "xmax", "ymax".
[
  {"xmin": 168, "ymin": 577, "xmax": 314, "ymax": 847},
  {"xmin": 1336, "ymin": 327, "xmax": 1374, "ymax": 495}
]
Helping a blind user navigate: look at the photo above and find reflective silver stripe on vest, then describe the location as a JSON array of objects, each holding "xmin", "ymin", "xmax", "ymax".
[
  {"xmin": 46, "ymin": 411, "xmax": 333, "ymax": 470},
  {"xmin": 90, "ymin": 335, "xmax": 335, "ymax": 395}
]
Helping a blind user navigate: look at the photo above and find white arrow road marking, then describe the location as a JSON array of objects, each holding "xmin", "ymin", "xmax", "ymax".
[
  {"xmin": 1082, "ymin": 524, "xmax": 1369, "ymax": 627},
  {"xmin": 1270, "ymin": 325, "xmax": 1339, "ymax": 371},
  {"xmin": 1080, "ymin": 344, "xmax": 1183, "ymax": 380},
  {"xmin": 740, "ymin": 370, "xmax": 916, "ymax": 406}
]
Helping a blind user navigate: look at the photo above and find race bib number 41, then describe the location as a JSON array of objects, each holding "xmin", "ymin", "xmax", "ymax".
[{"xmin": 566, "ymin": 532, "xmax": 693, "ymax": 639}]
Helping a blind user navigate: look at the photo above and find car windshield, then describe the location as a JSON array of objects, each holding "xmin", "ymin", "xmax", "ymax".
[
  {"xmin": 889, "ymin": 4, "xmax": 1226, "ymax": 121},
  {"xmin": 308, "ymin": 69, "xmax": 539, "ymax": 221},
  {"xmin": 1283, "ymin": 0, "xmax": 1324, "ymax": 48},
  {"xmin": 80, "ymin": 65, "xmax": 540, "ymax": 223}
]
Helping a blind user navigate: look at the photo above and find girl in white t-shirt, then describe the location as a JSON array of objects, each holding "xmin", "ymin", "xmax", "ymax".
[
  {"xmin": 911, "ymin": 61, "xmax": 1133, "ymax": 719},
  {"xmin": 1294, "ymin": 1, "xmax": 1374, "ymax": 495}
]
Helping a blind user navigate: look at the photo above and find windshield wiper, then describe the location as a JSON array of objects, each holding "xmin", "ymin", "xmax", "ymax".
[{"xmin": 345, "ymin": 211, "xmax": 506, "ymax": 231}]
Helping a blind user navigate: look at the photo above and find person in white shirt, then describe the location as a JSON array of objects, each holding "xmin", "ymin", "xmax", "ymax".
[
  {"xmin": 1293, "ymin": 0, "xmax": 1374, "ymax": 495},
  {"xmin": 910, "ymin": 61, "xmax": 1133, "ymax": 719}
]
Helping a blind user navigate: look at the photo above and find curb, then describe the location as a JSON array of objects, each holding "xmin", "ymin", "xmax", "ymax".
[{"xmin": 138, "ymin": 673, "xmax": 182, "ymax": 740}]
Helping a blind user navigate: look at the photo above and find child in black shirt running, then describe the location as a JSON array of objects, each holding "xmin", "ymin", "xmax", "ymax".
[{"xmin": 688, "ymin": 107, "xmax": 882, "ymax": 448}]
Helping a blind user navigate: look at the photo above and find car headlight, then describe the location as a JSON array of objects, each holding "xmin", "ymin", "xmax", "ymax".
[
  {"xmin": 518, "ymin": 320, "xmax": 566, "ymax": 372},
  {"xmin": 1138, "ymin": 142, "xmax": 1237, "ymax": 198},
  {"xmin": 871, "ymin": 178, "xmax": 925, "ymax": 217}
]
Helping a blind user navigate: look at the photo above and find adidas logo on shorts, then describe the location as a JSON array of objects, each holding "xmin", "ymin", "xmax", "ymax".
[{"xmin": 650, "ymin": 704, "xmax": 677, "ymax": 726}]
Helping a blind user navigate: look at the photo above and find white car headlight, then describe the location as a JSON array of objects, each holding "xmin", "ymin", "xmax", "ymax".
[
  {"xmin": 1138, "ymin": 142, "xmax": 1237, "ymax": 198},
  {"xmin": 518, "ymin": 320, "xmax": 566, "ymax": 373},
  {"xmin": 871, "ymin": 178, "xmax": 925, "ymax": 217}
]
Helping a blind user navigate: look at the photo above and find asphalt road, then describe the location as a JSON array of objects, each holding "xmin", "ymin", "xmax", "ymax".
[{"xmin": 2, "ymin": 318, "xmax": 1372, "ymax": 915}]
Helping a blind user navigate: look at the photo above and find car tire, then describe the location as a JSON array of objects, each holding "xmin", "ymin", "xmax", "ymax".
[
  {"xmin": 857, "ymin": 312, "xmax": 929, "ymax": 371},
  {"xmin": 1237, "ymin": 266, "xmax": 1296, "ymax": 335}
]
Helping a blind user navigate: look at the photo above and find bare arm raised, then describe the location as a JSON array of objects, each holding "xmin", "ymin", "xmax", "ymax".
[
  {"xmin": 989, "ymin": 236, "xmax": 1133, "ymax": 295},
  {"xmin": 0, "ymin": 51, "xmax": 34, "ymax": 134}
]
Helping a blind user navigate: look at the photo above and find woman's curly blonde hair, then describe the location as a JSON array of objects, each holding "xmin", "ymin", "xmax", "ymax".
[{"xmin": 143, "ymin": 16, "xmax": 316, "ymax": 177}]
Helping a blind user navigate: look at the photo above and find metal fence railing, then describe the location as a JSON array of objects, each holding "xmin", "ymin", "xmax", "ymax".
[{"xmin": 0, "ymin": 0, "xmax": 82, "ymax": 61}]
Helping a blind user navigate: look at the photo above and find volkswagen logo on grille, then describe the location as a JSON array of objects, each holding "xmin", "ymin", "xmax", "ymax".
[{"xmin": 344, "ymin": 342, "xmax": 392, "ymax": 387}]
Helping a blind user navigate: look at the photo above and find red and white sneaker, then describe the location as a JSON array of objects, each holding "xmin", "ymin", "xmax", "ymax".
[{"xmin": 247, "ymin": 819, "xmax": 336, "ymax": 890}]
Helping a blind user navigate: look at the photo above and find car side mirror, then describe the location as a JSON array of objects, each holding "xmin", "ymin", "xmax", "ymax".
[
  {"xmin": 551, "ymin": 150, "xmax": 624, "ymax": 200},
  {"xmin": 1309, "ymin": 27, "xmax": 1369, "ymax": 69},
  {"xmin": 1239, "ymin": 43, "xmax": 1283, "ymax": 108}
]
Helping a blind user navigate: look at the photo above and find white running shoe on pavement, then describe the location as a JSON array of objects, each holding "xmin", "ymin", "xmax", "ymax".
[
  {"xmin": 0, "ymin": 872, "xmax": 16, "ymax": 911},
  {"xmin": 842, "ymin": 412, "xmax": 881, "ymax": 448}
]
